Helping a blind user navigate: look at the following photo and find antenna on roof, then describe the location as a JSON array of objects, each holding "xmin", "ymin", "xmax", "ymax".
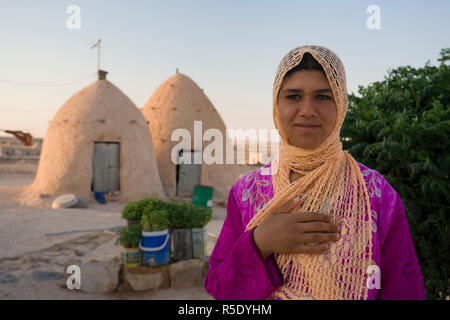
[
  {"xmin": 90, "ymin": 39, "xmax": 102, "ymax": 72},
  {"xmin": 91, "ymin": 39, "xmax": 108, "ymax": 80}
]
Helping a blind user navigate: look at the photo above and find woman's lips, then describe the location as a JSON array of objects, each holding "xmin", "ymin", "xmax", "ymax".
[{"xmin": 294, "ymin": 124, "xmax": 322, "ymax": 131}]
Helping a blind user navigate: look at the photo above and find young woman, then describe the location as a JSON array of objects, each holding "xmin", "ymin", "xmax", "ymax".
[{"xmin": 204, "ymin": 45, "xmax": 426, "ymax": 300}]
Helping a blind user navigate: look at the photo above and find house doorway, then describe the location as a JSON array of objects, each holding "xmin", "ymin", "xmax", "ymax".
[
  {"xmin": 176, "ymin": 149, "xmax": 201, "ymax": 197},
  {"xmin": 92, "ymin": 142, "xmax": 120, "ymax": 192}
]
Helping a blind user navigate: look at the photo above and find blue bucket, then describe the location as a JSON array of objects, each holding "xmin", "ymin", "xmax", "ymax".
[
  {"xmin": 140, "ymin": 230, "xmax": 170, "ymax": 266},
  {"xmin": 94, "ymin": 192, "xmax": 106, "ymax": 204}
]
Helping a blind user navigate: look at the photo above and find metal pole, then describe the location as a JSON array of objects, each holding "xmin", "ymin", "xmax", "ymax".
[{"xmin": 98, "ymin": 39, "xmax": 101, "ymax": 71}]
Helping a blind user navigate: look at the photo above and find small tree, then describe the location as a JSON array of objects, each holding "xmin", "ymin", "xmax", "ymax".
[{"xmin": 341, "ymin": 48, "xmax": 450, "ymax": 299}]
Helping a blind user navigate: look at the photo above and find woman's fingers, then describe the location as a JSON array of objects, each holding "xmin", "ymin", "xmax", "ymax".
[
  {"xmin": 294, "ymin": 211, "xmax": 332, "ymax": 223},
  {"xmin": 298, "ymin": 232, "xmax": 340, "ymax": 243},
  {"xmin": 298, "ymin": 221, "xmax": 339, "ymax": 233}
]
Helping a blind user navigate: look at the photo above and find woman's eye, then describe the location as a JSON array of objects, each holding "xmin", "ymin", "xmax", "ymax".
[
  {"xmin": 317, "ymin": 95, "xmax": 331, "ymax": 100},
  {"xmin": 286, "ymin": 95, "xmax": 301, "ymax": 100}
]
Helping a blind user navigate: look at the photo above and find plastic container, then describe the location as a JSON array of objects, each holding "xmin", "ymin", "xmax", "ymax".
[
  {"xmin": 94, "ymin": 192, "xmax": 106, "ymax": 204},
  {"xmin": 140, "ymin": 230, "xmax": 170, "ymax": 266},
  {"xmin": 123, "ymin": 247, "xmax": 140, "ymax": 268},
  {"xmin": 191, "ymin": 228, "xmax": 206, "ymax": 259},
  {"xmin": 51, "ymin": 194, "xmax": 79, "ymax": 209},
  {"xmin": 192, "ymin": 185, "xmax": 214, "ymax": 208},
  {"xmin": 171, "ymin": 229, "xmax": 192, "ymax": 261}
]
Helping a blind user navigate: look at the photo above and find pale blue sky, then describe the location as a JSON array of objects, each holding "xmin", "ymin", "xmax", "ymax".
[{"xmin": 0, "ymin": 0, "xmax": 449, "ymax": 138}]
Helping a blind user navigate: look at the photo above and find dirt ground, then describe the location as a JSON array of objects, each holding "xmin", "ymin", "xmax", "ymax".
[{"xmin": 0, "ymin": 162, "xmax": 231, "ymax": 300}]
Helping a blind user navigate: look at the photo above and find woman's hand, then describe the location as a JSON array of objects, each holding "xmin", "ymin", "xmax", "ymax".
[{"xmin": 253, "ymin": 197, "xmax": 341, "ymax": 260}]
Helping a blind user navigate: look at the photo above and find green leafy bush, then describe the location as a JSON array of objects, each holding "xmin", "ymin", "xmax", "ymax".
[
  {"xmin": 125, "ymin": 197, "xmax": 213, "ymax": 231},
  {"xmin": 163, "ymin": 200, "xmax": 212, "ymax": 229},
  {"xmin": 116, "ymin": 224, "xmax": 142, "ymax": 248},
  {"xmin": 165, "ymin": 200, "xmax": 189, "ymax": 229},
  {"xmin": 121, "ymin": 202, "xmax": 141, "ymax": 221},
  {"xmin": 186, "ymin": 205, "xmax": 212, "ymax": 229},
  {"xmin": 341, "ymin": 48, "xmax": 450, "ymax": 299},
  {"xmin": 141, "ymin": 209, "xmax": 170, "ymax": 232},
  {"xmin": 137, "ymin": 197, "xmax": 166, "ymax": 212},
  {"xmin": 122, "ymin": 198, "xmax": 167, "ymax": 221}
]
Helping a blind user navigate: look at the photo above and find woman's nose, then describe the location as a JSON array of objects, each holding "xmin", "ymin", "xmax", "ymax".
[{"xmin": 296, "ymin": 98, "xmax": 318, "ymax": 117}]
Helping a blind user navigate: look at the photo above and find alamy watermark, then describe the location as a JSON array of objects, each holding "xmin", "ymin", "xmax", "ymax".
[
  {"xmin": 170, "ymin": 121, "xmax": 280, "ymax": 172},
  {"xmin": 66, "ymin": 5, "xmax": 81, "ymax": 30},
  {"xmin": 366, "ymin": 264, "xmax": 381, "ymax": 289},
  {"xmin": 66, "ymin": 265, "xmax": 81, "ymax": 290},
  {"xmin": 366, "ymin": 5, "xmax": 381, "ymax": 30}
]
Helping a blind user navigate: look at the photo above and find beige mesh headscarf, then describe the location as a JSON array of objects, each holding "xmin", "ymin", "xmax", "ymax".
[{"xmin": 245, "ymin": 45, "xmax": 373, "ymax": 300}]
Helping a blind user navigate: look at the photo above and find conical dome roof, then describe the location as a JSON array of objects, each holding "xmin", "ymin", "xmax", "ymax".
[
  {"xmin": 142, "ymin": 72, "xmax": 235, "ymax": 201},
  {"xmin": 31, "ymin": 79, "xmax": 164, "ymax": 203},
  {"xmin": 142, "ymin": 72, "xmax": 227, "ymax": 137},
  {"xmin": 52, "ymin": 79, "xmax": 143, "ymax": 124}
]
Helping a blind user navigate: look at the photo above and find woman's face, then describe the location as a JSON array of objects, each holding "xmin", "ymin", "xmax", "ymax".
[{"xmin": 277, "ymin": 70, "xmax": 337, "ymax": 150}]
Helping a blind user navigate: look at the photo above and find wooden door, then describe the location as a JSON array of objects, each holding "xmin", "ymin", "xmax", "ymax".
[
  {"xmin": 176, "ymin": 150, "xmax": 201, "ymax": 197},
  {"xmin": 92, "ymin": 142, "xmax": 120, "ymax": 192}
]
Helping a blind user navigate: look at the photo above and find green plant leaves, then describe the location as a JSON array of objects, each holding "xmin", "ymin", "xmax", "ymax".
[
  {"xmin": 116, "ymin": 224, "xmax": 142, "ymax": 248},
  {"xmin": 122, "ymin": 197, "xmax": 213, "ymax": 230},
  {"xmin": 343, "ymin": 48, "xmax": 450, "ymax": 299},
  {"xmin": 121, "ymin": 202, "xmax": 140, "ymax": 220},
  {"xmin": 141, "ymin": 209, "xmax": 170, "ymax": 232}
]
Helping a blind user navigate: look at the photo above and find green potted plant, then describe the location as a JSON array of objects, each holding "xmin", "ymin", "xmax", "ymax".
[
  {"xmin": 166, "ymin": 201, "xmax": 193, "ymax": 261},
  {"xmin": 122, "ymin": 197, "xmax": 166, "ymax": 225},
  {"xmin": 140, "ymin": 209, "xmax": 171, "ymax": 266},
  {"xmin": 121, "ymin": 202, "xmax": 141, "ymax": 225},
  {"xmin": 141, "ymin": 209, "xmax": 170, "ymax": 232},
  {"xmin": 116, "ymin": 224, "xmax": 142, "ymax": 268},
  {"xmin": 137, "ymin": 197, "xmax": 166, "ymax": 212}
]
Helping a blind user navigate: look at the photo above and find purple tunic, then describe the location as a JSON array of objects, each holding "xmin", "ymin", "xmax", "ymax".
[{"xmin": 204, "ymin": 162, "xmax": 426, "ymax": 300}]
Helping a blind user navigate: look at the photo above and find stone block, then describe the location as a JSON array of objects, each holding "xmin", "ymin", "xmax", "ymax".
[
  {"xmin": 122, "ymin": 265, "xmax": 170, "ymax": 291},
  {"xmin": 64, "ymin": 261, "xmax": 120, "ymax": 293},
  {"xmin": 169, "ymin": 259, "xmax": 205, "ymax": 289}
]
